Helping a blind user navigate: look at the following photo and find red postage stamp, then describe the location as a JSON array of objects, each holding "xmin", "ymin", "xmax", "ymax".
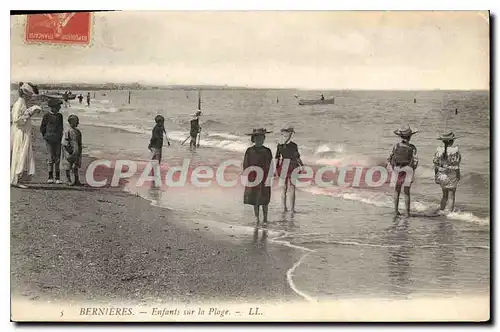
[{"xmin": 25, "ymin": 12, "xmax": 92, "ymax": 45}]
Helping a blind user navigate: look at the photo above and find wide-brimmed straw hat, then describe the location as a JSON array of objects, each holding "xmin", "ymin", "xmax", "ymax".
[
  {"xmin": 47, "ymin": 98, "xmax": 63, "ymax": 108},
  {"xmin": 393, "ymin": 125, "xmax": 418, "ymax": 137},
  {"xmin": 20, "ymin": 82, "xmax": 39, "ymax": 96},
  {"xmin": 280, "ymin": 126, "xmax": 295, "ymax": 133},
  {"xmin": 246, "ymin": 128, "xmax": 272, "ymax": 136},
  {"xmin": 437, "ymin": 132, "xmax": 459, "ymax": 141}
]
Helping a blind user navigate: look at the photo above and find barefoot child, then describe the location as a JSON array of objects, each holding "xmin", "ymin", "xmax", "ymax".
[
  {"xmin": 275, "ymin": 126, "xmax": 304, "ymax": 212},
  {"xmin": 433, "ymin": 132, "xmax": 461, "ymax": 212},
  {"xmin": 243, "ymin": 128, "xmax": 273, "ymax": 224},
  {"xmin": 40, "ymin": 98, "xmax": 64, "ymax": 184},
  {"xmin": 148, "ymin": 115, "xmax": 170, "ymax": 164},
  {"xmin": 63, "ymin": 115, "xmax": 83, "ymax": 186},
  {"xmin": 387, "ymin": 126, "xmax": 419, "ymax": 217},
  {"xmin": 189, "ymin": 110, "xmax": 202, "ymax": 151}
]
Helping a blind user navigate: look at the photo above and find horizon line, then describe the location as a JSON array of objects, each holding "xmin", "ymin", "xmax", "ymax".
[{"xmin": 9, "ymin": 81, "xmax": 489, "ymax": 92}]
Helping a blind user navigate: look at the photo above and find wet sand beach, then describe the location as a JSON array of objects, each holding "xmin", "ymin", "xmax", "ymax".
[{"xmin": 11, "ymin": 132, "xmax": 301, "ymax": 305}]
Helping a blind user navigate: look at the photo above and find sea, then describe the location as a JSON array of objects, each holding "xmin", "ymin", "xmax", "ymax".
[{"xmin": 12, "ymin": 88, "xmax": 490, "ymax": 302}]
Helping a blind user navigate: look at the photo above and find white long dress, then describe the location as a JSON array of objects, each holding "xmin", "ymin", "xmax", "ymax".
[{"xmin": 10, "ymin": 97, "xmax": 40, "ymax": 185}]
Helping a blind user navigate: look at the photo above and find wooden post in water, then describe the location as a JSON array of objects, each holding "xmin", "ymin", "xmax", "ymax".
[
  {"xmin": 128, "ymin": 90, "xmax": 131, "ymax": 104},
  {"xmin": 197, "ymin": 90, "xmax": 202, "ymax": 148}
]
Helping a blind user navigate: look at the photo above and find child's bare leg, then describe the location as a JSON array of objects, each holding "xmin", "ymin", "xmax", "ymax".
[
  {"xmin": 282, "ymin": 180, "xmax": 288, "ymax": 212},
  {"xmin": 449, "ymin": 188, "xmax": 456, "ymax": 212},
  {"xmin": 393, "ymin": 185, "xmax": 402, "ymax": 216},
  {"xmin": 262, "ymin": 205, "xmax": 269, "ymax": 223},
  {"xmin": 72, "ymin": 167, "xmax": 82, "ymax": 186},
  {"xmin": 290, "ymin": 183, "xmax": 296, "ymax": 212},
  {"xmin": 440, "ymin": 188, "xmax": 449, "ymax": 210},
  {"xmin": 403, "ymin": 186, "xmax": 411, "ymax": 216},
  {"xmin": 253, "ymin": 205, "xmax": 260, "ymax": 224}
]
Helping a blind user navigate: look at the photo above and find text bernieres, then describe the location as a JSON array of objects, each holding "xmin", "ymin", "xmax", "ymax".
[{"xmin": 80, "ymin": 307, "xmax": 134, "ymax": 316}]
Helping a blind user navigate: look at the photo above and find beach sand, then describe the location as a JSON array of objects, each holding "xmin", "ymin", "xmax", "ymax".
[{"xmin": 11, "ymin": 132, "xmax": 300, "ymax": 306}]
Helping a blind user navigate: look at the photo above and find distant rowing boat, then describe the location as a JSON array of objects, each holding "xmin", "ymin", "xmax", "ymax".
[{"xmin": 294, "ymin": 95, "xmax": 335, "ymax": 106}]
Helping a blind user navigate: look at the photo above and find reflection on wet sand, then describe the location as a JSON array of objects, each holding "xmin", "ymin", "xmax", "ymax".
[
  {"xmin": 386, "ymin": 217, "xmax": 413, "ymax": 296},
  {"xmin": 147, "ymin": 182, "xmax": 163, "ymax": 205},
  {"xmin": 431, "ymin": 220, "xmax": 457, "ymax": 291},
  {"xmin": 253, "ymin": 226, "xmax": 268, "ymax": 244}
]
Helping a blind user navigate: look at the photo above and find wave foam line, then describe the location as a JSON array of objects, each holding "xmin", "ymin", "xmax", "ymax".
[{"xmin": 270, "ymin": 232, "xmax": 317, "ymax": 302}]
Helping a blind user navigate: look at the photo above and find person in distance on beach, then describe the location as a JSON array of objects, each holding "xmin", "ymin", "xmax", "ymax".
[
  {"xmin": 275, "ymin": 126, "xmax": 304, "ymax": 213},
  {"xmin": 190, "ymin": 110, "xmax": 202, "ymax": 151},
  {"xmin": 63, "ymin": 115, "xmax": 83, "ymax": 186},
  {"xmin": 148, "ymin": 115, "xmax": 170, "ymax": 164},
  {"xmin": 78, "ymin": 94, "xmax": 83, "ymax": 104},
  {"xmin": 387, "ymin": 125, "xmax": 419, "ymax": 217},
  {"xmin": 86, "ymin": 92, "xmax": 91, "ymax": 107},
  {"xmin": 40, "ymin": 98, "xmax": 64, "ymax": 184},
  {"xmin": 433, "ymin": 132, "xmax": 461, "ymax": 212},
  {"xmin": 11, "ymin": 82, "xmax": 42, "ymax": 188},
  {"xmin": 243, "ymin": 128, "xmax": 273, "ymax": 224}
]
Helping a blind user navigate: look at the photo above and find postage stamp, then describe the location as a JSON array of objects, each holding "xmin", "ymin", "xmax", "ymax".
[{"xmin": 24, "ymin": 12, "xmax": 92, "ymax": 45}]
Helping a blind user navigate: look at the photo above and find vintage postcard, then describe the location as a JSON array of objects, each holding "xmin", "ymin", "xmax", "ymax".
[{"xmin": 10, "ymin": 11, "xmax": 490, "ymax": 322}]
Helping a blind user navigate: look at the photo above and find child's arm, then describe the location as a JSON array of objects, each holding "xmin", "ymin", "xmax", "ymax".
[
  {"xmin": 40, "ymin": 113, "xmax": 48, "ymax": 136},
  {"xmin": 411, "ymin": 145, "xmax": 419, "ymax": 169},
  {"xmin": 387, "ymin": 144, "xmax": 396, "ymax": 168},
  {"xmin": 163, "ymin": 128, "xmax": 171, "ymax": 146},
  {"xmin": 58, "ymin": 113, "xmax": 64, "ymax": 136},
  {"xmin": 295, "ymin": 144, "xmax": 304, "ymax": 167},
  {"xmin": 70, "ymin": 130, "xmax": 80, "ymax": 157}
]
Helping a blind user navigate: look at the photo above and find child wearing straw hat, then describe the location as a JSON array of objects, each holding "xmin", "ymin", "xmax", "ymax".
[
  {"xmin": 387, "ymin": 125, "xmax": 419, "ymax": 217},
  {"xmin": 275, "ymin": 126, "xmax": 304, "ymax": 212},
  {"xmin": 189, "ymin": 110, "xmax": 202, "ymax": 151},
  {"xmin": 433, "ymin": 132, "xmax": 461, "ymax": 212},
  {"xmin": 243, "ymin": 128, "xmax": 273, "ymax": 224}
]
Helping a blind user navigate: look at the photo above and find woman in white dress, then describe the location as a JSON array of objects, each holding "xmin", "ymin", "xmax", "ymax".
[
  {"xmin": 11, "ymin": 82, "xmax": 42, "ymax": 188},
  {"xmin": 433, "ymin": 132, "xmax": 461, "ymax": 212}
]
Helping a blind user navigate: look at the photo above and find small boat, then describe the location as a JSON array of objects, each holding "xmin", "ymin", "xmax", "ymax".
[
  {"xmin": 295, "ymin": 96, "xmax": 335, "ymax": 106},
  {"xmin": 52, "ymin": 92, "xmax": 77, "ymax": 100}
]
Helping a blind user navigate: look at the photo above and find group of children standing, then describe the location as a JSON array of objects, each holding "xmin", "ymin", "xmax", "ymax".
[
  {"xmin": 40, "ymin": 98, "xmax": 83, "ymax": 185},
  {"xmin": 146, "ymin": 108, "xmax": 462, "ymax": 223},
  {"xmin": 387, "ymin": 125, "xmax": 462, "ymax": 217},
  {"xmin": 241, "ymin": 124, "xmax": 462, "ymax": 224}
]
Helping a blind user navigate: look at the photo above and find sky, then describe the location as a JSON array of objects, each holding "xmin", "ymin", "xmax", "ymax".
[{"xmin": 10, "ymin": 11, "xmax": 489, "ymax": 90}]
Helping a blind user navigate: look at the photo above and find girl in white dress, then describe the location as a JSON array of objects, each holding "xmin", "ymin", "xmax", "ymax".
[{"xmin": 433, "ymin": 132, "xmax": 461, "ymax": 212}]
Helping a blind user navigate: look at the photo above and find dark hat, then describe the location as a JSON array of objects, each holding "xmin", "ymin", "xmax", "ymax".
[
  {"xmin": 394, "ymin": 125, "xmax": 418, "ymax": 137},
  {"xmin": 280, "ymin": 126, "xmax": 295, "ymax": 133},
  {"xmin": 48, "ymin": 98, "xmax": 63, "ymax": 108},
  {"xmin": 68, "ymin": 114, "xmax": 79, "ymax": 123},
  {"xmin": 155, "ymin": 115, "xmax": 165, "ymax": 123},
  {"xmin": 437, "ymin": 132, "xmax": 459, "ymax": 141},
  {"xmin": 246, "ymin": 128, "xmax": 272, "ymax": 136}
]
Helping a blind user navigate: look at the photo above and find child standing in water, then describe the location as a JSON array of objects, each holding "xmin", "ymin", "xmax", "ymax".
[
  {"xmin": 387, "ymin": 126, "xmax": 419, "ymax": 217},
  {"xmin": 148, "ymin": 115, "xmax": 170, "ymax": 164},
  {"xmin": 433, "ymin": 132, "xmax": 461, "ymax": 212},
  {"xmin": 189, "ymin": 110, "xmax": 202, "ymax": 151},
  {"xmin": 243, "ymin": 128, "xmax": 273, "ymax": 224},
  {"xmin": 63, "ymin": 115, "xmax": 83, "ymax": 186},
  {"xmin": 40, "ymin": 98, "xmax": 64, "ymax": 184},
  {"xmin": 275, "ymin": 126, "xmax": 304, "ymax": 212}
]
